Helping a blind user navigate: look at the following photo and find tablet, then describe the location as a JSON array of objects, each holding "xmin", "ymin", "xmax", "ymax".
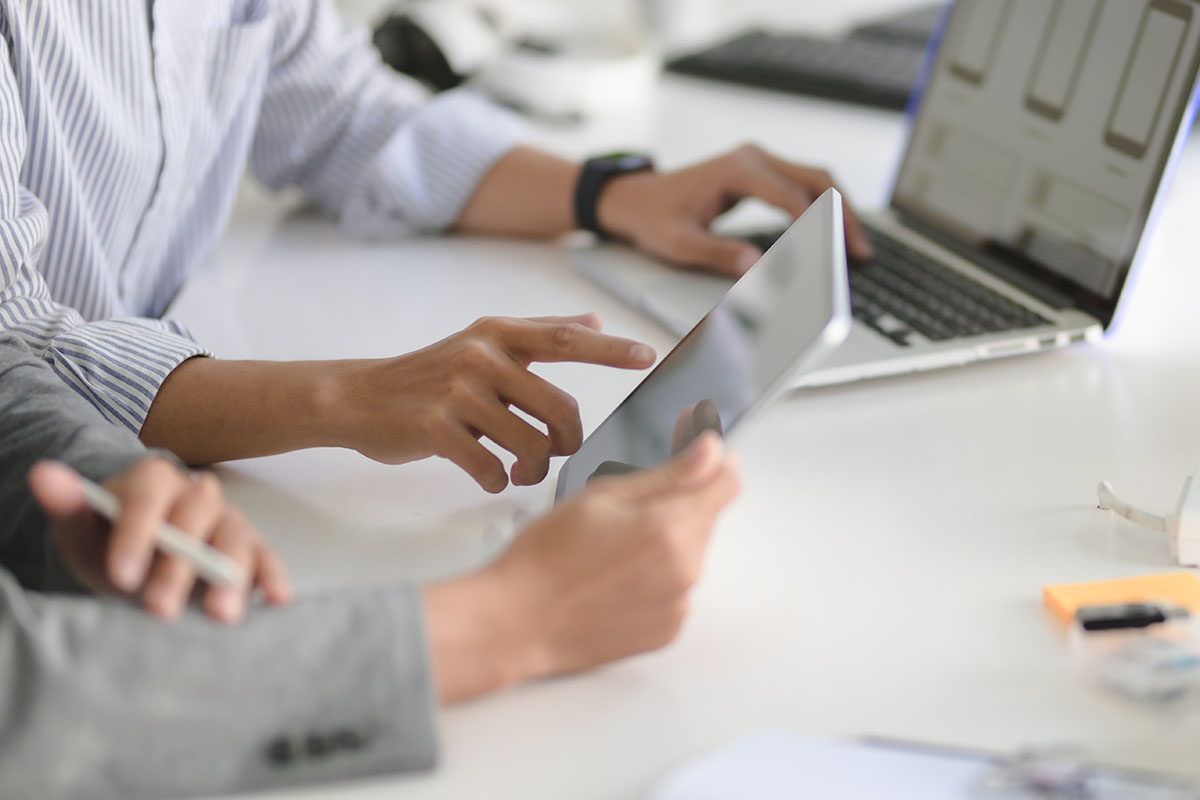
[{"xmin": 554, "ymin": 188, "xmax": 852, "ymax": 501}]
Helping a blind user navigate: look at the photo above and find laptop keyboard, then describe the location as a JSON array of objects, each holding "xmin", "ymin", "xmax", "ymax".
[
  {"xmin": 743, "ymin": 229, "xmax": 1052, "ymax": 345},
  {"xmin": 666, "ymin": 31, "xmax": 924, "ymax": 111}
]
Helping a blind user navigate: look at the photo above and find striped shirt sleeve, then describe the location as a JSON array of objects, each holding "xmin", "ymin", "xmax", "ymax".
[
  {"xmin": 251, "ymin": 0, "xmax": 527, "ymax": 238},
  {"xmin": 0, "ymin": 44, "xmax": 208, "ymax": 435}
]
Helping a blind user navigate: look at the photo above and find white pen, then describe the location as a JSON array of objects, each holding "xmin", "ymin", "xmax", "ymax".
[{"xmin": 77, "ymin": 477, "xmax": 244, "ymax": 588}]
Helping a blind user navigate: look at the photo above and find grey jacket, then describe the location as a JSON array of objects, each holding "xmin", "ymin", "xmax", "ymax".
[{"xmin": 0, "ymin": 337, "xmax": 439, "ymax": 799}]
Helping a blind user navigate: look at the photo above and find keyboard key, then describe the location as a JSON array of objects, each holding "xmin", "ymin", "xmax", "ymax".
[{"xmin": 742, "ymin": 227, "xmax": 1052, "ymax": 345}]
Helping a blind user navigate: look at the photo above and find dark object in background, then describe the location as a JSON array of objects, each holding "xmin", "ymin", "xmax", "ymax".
[
  {"xmin": 665, "ymin": 2, "xmax": 943, "ymax": 111},
  {"xmin": 373, "ymin": 13, "xmax": 465, "ymax": 92}
]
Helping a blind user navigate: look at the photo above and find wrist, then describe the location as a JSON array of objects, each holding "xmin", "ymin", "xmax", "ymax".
[
  {"xmin": 595, "ymin": 171, "xmax": 654, "ymax": 242},
  {"xmin": 309, "ymin": 359, "xmax": 378, "ymax": 450},
  {"xmin": 576, "ymin": 153, "xmax": 655, "ymax": 240},
  {"xmin": 421, "ymin": 564, "xmax": 547, "ymax": 705}
]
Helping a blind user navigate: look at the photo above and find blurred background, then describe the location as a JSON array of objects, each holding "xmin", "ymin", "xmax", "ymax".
[
  {"xmin": 332, "ymin": 0, "xmax": 934, "ymax": 124},
  {"xmin": 334, "ymin": 0, "xmax": 919, "ymax": 41}
]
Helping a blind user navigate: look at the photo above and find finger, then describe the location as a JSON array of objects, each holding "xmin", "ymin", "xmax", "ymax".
[
  {"xmin": 202, "ymin": 513, "xmax": 257, "ymax": 624},
  {"xmin": 662, "ymin": 226, "xmax": 762, "ymax": 277},
  {"xmin": 28, "ymin": 461, "xmax": 91, "ymax": 521},
  {"xmin": 660, "ymin": 452, "xmax": 742, "ymax": 521},
  {"xmin": 142, "ymin": 473, "xmax": 224, "ymax": 620},
  {"xmin": 105, "ymin": 458, "xmax": 185, "ymax": 592},
  {"xmin": 728, "ymin": 161, "xmax": 815, "ymax": 220},
  {"xmin": 254, "ymin": 545, "xmax": 293, "ymax": 606},
  {"xmin": 757, "ymin": 155, "xmax": 874, "ymax": 260},
  {"xmin": 464, "ymin": 399, "xmax": 555, "ymax": 486},
  {"xmin": 503, "ymin": 319, "xmax": 656, "ymax": 369},
  {"xmin": 651, "ymin": 456, "xmax": 741, "ymax": 585},
  {"xmin": 440, "ymin": 429, "xmax": 509, "ymax": 494},
  {"xmin": 494, "ymin": 362, "xmax": 584, "ymax": 456},
  {"xmin": 526, "ymin": 312, "xmax": 604, "ymax": 332},
  {"xmin": 604, "ymin": 431, "xmax": 727, "ymax": 503}
]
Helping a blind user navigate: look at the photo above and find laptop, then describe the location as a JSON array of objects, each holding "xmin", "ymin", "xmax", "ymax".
[
  {"xmin": 556, "ymin": 189, "xmax": 850, "ymax": 500},
  {"xmin": 573, "ymin": 0, "xmax": 1200, "ymax": 388}
]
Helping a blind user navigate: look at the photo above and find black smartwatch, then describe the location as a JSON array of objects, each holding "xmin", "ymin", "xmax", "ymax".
[{"xmin": 573, "ymin": 153, "xmax": 655, "ymax": 239}]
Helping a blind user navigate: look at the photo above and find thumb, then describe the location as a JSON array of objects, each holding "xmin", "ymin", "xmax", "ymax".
[
  {"xmin": 28, "ymin": 461, "xmax": 91, "ymax": 520},
  {"xmin": 605, "ymin": 431, "xmax": 726, "ymax": 503},
  {"xmin": 665, "ymin": 227, "xmax": 761, "ymax": 277}
]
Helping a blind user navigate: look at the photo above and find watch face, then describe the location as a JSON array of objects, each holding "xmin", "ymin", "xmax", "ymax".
[
  {"xmin": 612, "ymin": 155, "xmax": 651, "ymax": 170},
  {"xmin": 599, "ymin": 153, "xmax": 654, "ymax": 173}
]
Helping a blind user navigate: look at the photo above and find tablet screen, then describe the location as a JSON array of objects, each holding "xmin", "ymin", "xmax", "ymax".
[{"xmin": 555, "ymin": 190, "xmax": 850, "ymax": 500}]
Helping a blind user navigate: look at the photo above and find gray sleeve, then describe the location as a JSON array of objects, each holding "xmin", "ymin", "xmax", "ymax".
[
  {"xmin": 0, "ymin": 572, "xmax": 439, "ymax": 799},
  {"xmin": 0, "ymin": 334, "xmax": 148, "ymax": 592},
  {"xmin": 0, "ymin": 337, "xmax": 441, "ymax": 794}
]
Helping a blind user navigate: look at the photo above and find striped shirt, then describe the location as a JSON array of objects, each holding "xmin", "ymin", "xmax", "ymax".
[{"xmin": 0, "ymin": 0, "xmax": 523, "ymax": 433}]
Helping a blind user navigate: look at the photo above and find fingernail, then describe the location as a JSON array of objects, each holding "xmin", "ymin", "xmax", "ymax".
[
  {"xmin": 218, "ymin": 590, "xmax": 243, "ymax": 622},
  {"xmin": 150, "ymin": 587, "xmax": 183, "ymax": 619},
  {"xmin": 630, "ymin": 344, "xmax": 656, "ymax": 364},
  {"xmin": 688, "ymin": 432, "xmax": 722, "ymax": 463},
  {"xmin": 736, "ymin": 250, "xmax": 761, "ymax": 274},
  {"xmin": 113, "ymin": 555, "xmax": 141, "ymax": 591}
]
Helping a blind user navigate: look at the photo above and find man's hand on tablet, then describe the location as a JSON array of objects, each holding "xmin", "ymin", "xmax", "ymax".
[{"xmin": 423, "ymin": 432, "xmax": 740, "ymax": 704}]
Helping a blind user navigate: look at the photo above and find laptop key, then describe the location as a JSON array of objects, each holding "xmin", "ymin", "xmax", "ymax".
[{"xmin": 743, "ymin": 226, "xmax": 1050, "ymax": 343}]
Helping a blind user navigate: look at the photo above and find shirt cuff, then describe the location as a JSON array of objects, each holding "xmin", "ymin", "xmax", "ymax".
[
  {"xmin": 44, "ymin": 317, "xmax": 210, "ymax": 434},
  {"xmin": 340, "ymin": 89, "xmax": 528, "ymax": 238}
]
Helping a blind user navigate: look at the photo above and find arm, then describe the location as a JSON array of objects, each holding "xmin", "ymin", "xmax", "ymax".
[
  {"xmin": 0, "ymin": 335, "xmax": 288, "ymax": 620},
  {"xmin": 0, "ymin": 41, "xmax": 207, "ymax": 436},
  {"xmin": 1, "ymin": 330, "xmax": 741, "ymax": 794},
  {"xmin": 141, "ymin": 314, "xmax": 655, "ymax": 490},
  {"xmin": 0, "ymin": 337, "xmax": 438, "ymax": 796},
  {"xmin": 2, "ymin": 434, "xmax": 739, "ymax": 798},
  {"xmin": 250, "ymin": 0, "xmax": 526, "ymax": 237},
  {"xmin": 250, "ymin": 2, "xmax": 870, "ymax": 270},
  {"xmin": 458, "ymin": 144, "xmax": 876, "ymax": 274},
  {"xmin": 0, "ymin": 570, "xmax": 438, "ymax": 800},
  {"xmin": 0, "ymin": 335, "xmax": 151, "ymax": 592}
]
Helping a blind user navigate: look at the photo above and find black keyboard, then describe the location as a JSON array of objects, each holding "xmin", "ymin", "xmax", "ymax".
[
  {"xmin": 743, "ymin": 229, "xmax": 1051, "ymax": 346},
  {"xmin": 667, "ymin": 31, "xmax": 924, "ymax": 111}
]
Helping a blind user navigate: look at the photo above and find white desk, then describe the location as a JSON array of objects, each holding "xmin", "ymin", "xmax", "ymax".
[{"xmin": 176, "ymin": 7, "xmax": 1200, "ymax": 799}]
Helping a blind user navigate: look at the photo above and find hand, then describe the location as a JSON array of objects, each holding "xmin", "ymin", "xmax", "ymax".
[
  {"xmin": 597, "ymin": 143, "xmax": 873, "ymax": 276},
  {"xmin": 28, "ymin": 458, "xmax": 292, "ymax": 623},
  {"xmin": 333, "ymin": 313, "xmax": 656, "ymax": 492},
  {"xmin": 423, "ymin": 432, "xmax": 740, "ymax": 704}
]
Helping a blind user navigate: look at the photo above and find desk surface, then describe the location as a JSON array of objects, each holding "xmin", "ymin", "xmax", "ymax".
[{"xmin": 176, "ymin": 4, "xmax": 1200, "ymax": 798}]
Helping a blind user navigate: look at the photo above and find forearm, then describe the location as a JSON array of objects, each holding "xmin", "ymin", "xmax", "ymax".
[
  {"xmin": 0, "ymin": 574, "xmax": 438, "ymax": 799},
  {"xmin": 140, "ymin": 356, "xmax": 358, "ymax": 465},
  {"xmin": 454, "ymin": 146, "xmax": 582, "ymax": 238},
  {"xmin": 422, "ymin": 569, "xmax": 541, "ymax": 705}
]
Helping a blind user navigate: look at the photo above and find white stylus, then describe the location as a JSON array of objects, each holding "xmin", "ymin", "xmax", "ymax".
[{"xmin": 78, "ymin": 477, "xmax": 244, "ymax": 587}]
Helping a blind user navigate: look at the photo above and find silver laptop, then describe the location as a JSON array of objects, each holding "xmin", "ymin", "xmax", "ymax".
[
  {"xmin": 556, "ymin": 189, "xmax": 850, "ymax": 500},
  {"xmin": 572, "ymin": 0, "xmax": 1200, "ymax": 388}
]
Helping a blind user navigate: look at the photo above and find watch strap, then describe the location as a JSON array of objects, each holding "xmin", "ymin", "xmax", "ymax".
[{"xmin": 573, "ymin": 154, "xmax": 654, "ymax": 239}]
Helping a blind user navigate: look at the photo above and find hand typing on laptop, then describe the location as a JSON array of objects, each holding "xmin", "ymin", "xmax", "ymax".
[{"xmin": 595, "ymin": 143, "xmax": 873, "ymax": 276}]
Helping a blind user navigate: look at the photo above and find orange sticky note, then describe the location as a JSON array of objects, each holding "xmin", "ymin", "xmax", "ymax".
[{"xmin": 1043, "ymin": 572, "xmax": 1200, "ymax": 624}]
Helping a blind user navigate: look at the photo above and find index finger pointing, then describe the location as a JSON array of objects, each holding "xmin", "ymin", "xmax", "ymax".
[{"xmin": 505, "ymin": 320, "xmax": 656, "ymax": 369}]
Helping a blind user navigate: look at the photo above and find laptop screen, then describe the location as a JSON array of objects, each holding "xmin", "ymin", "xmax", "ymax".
[{"xmin": 892, "ymin": 0, "xmax": 1200, "ymax": 320}]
